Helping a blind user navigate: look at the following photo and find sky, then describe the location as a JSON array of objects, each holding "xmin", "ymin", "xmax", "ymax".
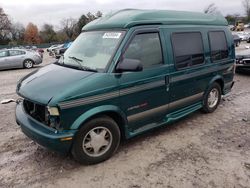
[{"xmin": 0, "ymin": 0, "xmax": 244, "ymax": 29}]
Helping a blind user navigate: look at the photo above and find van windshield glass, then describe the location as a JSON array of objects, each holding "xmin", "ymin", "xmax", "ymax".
[{"xmin": 59, "ymin": 31, "xmax": 125, "ymax": 72}]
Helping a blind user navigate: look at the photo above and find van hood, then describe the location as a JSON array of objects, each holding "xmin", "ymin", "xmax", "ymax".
[{"xmin": 17, "ymin": 63, "xmax": 94, "ymax": 105}]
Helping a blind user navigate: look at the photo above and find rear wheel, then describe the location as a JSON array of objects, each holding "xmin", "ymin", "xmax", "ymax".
[
  {"xmin": 72, "ymin": 116, "xmax": 121, "ymax": 165},
  {"xmin": 23, "ymin": 59, "xmax": 33, "ymax": 69},
  {"xmin": 202, "ymin": 83, "xmax": 221, "ymax": 113}
]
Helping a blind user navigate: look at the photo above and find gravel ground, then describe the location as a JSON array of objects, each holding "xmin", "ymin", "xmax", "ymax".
[{"xmin": 0, "ymin": 48, "xmax": 250, "ymax": 188}]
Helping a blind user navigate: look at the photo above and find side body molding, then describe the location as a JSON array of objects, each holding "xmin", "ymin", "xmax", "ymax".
[{"xmin": 70, "ymin": 105, "xmax": 128, "ymax": 134}]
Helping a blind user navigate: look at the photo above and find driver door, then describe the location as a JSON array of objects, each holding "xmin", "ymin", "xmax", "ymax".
[{"xmin": 117, "ymin": 29, "xmax": 170, "ymax": 133}]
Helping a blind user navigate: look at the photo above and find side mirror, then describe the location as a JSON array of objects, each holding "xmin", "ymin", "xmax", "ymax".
[{"xmin": 116, "ymin": 58, "xmax": 143, "ymax": 72}]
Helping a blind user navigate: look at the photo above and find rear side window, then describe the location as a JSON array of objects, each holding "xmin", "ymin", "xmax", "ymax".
[
  {"xmin": 208, "ymin": 31, "xmax": 228, "ymax": 61},
  {"xmin": 124, "ymin": 33, "xmax": 163, "ymax": 69},
  {"xmin": 9, "ymin": 50, "xmax": 25, "ymax": 56},
  {"xmin": 172, "ymin": 32, "xmax": 204, "ymax": 69}
]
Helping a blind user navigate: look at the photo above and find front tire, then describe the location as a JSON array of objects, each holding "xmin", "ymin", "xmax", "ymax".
[
  {"xmin": 23, "ymin": 59, "xmax": 33, "ymax": 69},
  {"xmin": 72, "ymin": 116, "xmax": 121, "ymax": 165},
  {"xmin": 202, "ymin": 82, "xmax": 221, "ymax": 113}
]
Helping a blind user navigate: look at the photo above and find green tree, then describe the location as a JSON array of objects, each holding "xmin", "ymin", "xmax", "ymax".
[
  {"xmin": 40, "ymin": 24, "xmax": 57, "ymax": 43},
  {"xmin": 55, "ymin": 31, "xmax": 68, "ymax": 42},
  {"xmin": 76, "ymin": 11, "xmax": 103, "ymax": 34},
  {"xmin": 225, "ymin": 14, "xmax": 239, "ymax": 25},
  {"xmin": 76, "ymin": 14, "xmax": 89, "ymax": 34},
  {"xmin": 86, "ymin": 12, "xmax": 96, "ymax": 21}
]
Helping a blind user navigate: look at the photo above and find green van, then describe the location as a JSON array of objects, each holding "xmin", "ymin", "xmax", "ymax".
[{"xmin": 15, "ymin": 9, "xmax": 235, "ymax": 164}]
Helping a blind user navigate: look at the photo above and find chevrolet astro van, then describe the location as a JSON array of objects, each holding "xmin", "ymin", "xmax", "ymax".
[{"xmin": 15, "ymin": 9, "xmax": 235, "ymax": 164}]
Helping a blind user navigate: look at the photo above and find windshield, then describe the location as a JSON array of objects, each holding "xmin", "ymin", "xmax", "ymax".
[{"xmin": 58, "ymin": 31, "xmax": 125, "ymax": 72}]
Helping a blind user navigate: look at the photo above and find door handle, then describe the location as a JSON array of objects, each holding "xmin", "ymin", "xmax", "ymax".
[{"xmin": 165, "ymin": 76, "xmax": 170, "ymax": 92}]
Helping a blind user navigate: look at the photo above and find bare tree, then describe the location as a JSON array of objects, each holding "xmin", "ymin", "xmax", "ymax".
[
  {"xmin": 60, "ymin": 18, "xmax": 77, "ymax": 40},
  {"xmin": 204, "ymin": 3, "xmax": 218, "ymax": 14},
  {"xmin": 0, "ymin": 7, "xmax": 11, "ymax": 44},
  {"xmin": 0, "ymin": 7, "xmax": 11, "ymax": 31},
  {"xmin": 10, "ymin": 22, "xmax": 25, "ymax": 41},
  {"xmin": 242, "ymin": 0, "xmax": 250, "ymax": 21}
]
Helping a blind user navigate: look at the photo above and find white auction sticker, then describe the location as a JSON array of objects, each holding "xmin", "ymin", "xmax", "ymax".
[{"xmin": 103, "ymin": 32, "xmax": 122, "ymax": 39}]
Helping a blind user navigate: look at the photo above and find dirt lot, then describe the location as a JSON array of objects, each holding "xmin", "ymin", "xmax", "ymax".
[{"xmin": 0, "ymin": 48, "xmax": 250, "ymax": 188}]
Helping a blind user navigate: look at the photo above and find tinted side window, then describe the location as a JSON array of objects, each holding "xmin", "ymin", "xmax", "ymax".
[
  {"xmin": 209, "ymin": 31, "xmax": 228, "ymax": 61},
  {"xmin": 124, "ymin": 33, "xmax": 163, "ymax": 69},
  {"xmin": 172, "ymin": 32, "xmax": 204, "ymax": 69}
]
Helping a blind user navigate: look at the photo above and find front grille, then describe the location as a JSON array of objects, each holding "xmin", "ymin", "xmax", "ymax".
[{"xmin": 23, "ymin": 99, "xmax": 48, "ymax": 124}]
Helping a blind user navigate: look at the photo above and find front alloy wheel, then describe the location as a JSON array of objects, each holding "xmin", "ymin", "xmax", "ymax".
[
  {"xmin": 72, "ymin": 116, "xmax": 120, "ymax": 165},
  {"xmin": 82, "ymin": 127, "xmax": 112, "ymax": 157}
]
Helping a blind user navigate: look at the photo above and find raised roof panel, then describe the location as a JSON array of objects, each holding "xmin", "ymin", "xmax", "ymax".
[{"xmin": 83, "ymin": 9, "xmax": 228, "ymax": 31}]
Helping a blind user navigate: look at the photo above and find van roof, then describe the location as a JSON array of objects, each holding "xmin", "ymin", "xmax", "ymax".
[{"xmin": 83, "ymin": 9, "xmax": 228, "ymax": 31}]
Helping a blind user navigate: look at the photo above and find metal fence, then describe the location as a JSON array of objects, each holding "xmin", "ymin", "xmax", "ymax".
[{"xmin": 0, "ymin": 42, "xmax": 62, "ymax": 49}]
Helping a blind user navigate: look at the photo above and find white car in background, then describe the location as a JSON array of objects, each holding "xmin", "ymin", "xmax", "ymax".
[
  {"xmin": 47, "ymin": 44, "xmax": 60, "ymax": 52},
  {"xmin": 237, "ymin": 32, "xmax": 250, "ymax": 41}
]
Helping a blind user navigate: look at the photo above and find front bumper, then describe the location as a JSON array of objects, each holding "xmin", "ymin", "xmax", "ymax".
[
  {"xmin": 236, "ymin": 64, "xmax": 250, "ymax": 73},
  {"xmin": 33, "ymin": 56, "xmax": 43, "ymax": 65},
  {"xmin": 16, "ymin": 102, "xmax": 77, "ymax": 153}
]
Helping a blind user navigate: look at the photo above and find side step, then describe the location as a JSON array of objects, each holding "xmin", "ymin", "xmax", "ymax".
[
  {"xmin": 129, "ymin": 102, "xmax": 202, "ymax": 137},
  {"xmin": 165, "ymin": 102, "xmax": 202, "ymax": 123}
]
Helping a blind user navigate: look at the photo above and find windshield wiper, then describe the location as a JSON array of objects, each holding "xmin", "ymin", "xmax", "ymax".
[
  {"xmin": 68, "ymin": 56, "xmax": 98, "ymax": 72},
  {"xmin": 69, "ymin": 56, "xmax": 83, "ymax": 63}
]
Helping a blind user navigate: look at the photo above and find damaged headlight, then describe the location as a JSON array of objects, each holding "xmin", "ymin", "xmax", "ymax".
[
  {"xmin": 47, "ymin": 106, "xmax": 61, "ymax": 129},
  {"xmin": 47, "ymin": 106, "xmax": 60, "ymax": 116}
]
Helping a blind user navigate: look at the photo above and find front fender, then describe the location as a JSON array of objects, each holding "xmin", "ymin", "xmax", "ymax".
[{"xmin": 70, "ymin": 105, "xmax": 128, "ymax": 130}]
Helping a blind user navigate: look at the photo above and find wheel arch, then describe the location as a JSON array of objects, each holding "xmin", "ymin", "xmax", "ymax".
[
  {"xmin": 207, "ymin": 75, "xmax": 224, "ymax": 94},
  {"xmin": 201, "ymin": 75, "xmax": 223, "ymax": 113},
  {"xmin": 23, "ymin": 58, "xmax": 34, "ymax": 63},
  {"xmin": 70, "ymin": 105, "xmax": 128, "ymax": 140}
]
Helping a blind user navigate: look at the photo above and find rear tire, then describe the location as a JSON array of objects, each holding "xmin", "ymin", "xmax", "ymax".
[
  {"xmin": 202, "ymin": 82, "xmax": 221, "ymax": 113},
  {"xmin": 71, "ymin": 116, "xmax": 121, "ymax": 165},
  {"xmin": 23, "ymin": 59, "xmax": 33, "ymax": 69}
]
